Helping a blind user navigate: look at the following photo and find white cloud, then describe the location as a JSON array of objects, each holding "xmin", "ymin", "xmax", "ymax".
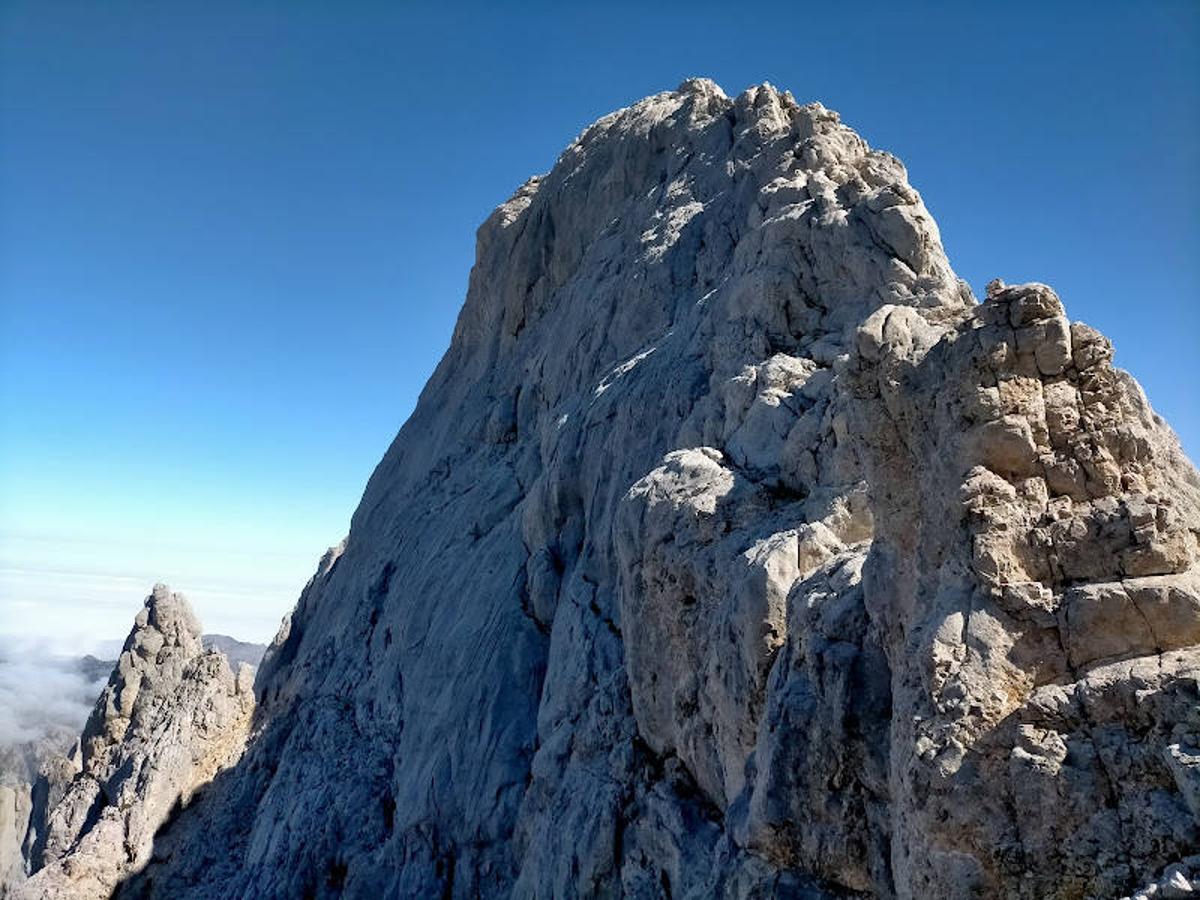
[{"xmin": 0, "ymin": 635, "xmax": 109, "ymax": 750}]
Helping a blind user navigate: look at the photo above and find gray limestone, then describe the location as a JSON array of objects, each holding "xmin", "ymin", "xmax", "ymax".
[
  {"xmin": 12, "ymin": 80, "xmax": 1200, "ymax": 899},
  {"xmin": 13, "ymin": 586, "xmax": 253, "ymax": 899}
]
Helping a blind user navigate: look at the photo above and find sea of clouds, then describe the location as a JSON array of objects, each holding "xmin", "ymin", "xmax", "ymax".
[
  {"xmin": 0, "ymin": 558, "xmax": 291, "ymax": 761},
  {"xmin": 0, "ymin": 636, "xmax": 111, "ymax": 751}
]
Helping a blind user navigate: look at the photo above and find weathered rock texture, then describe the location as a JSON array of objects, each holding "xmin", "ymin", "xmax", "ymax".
[
  {"xmin": 0, "ymin": 637, "xmax": 258, "ymax": 898},
  {"xmin": 14, "ymin": 586, "xmax": 253, "ymax": 899},
  {"xmin": 2, "ymin": 736, "xmax": 72, "ymax": 892},
  {"xmin": 0, "ymin": 651, "xmax": 115, "ymax": 896},
  {"xmin": 22, "ymin": 80, "xmax": 1200, "ymax": 898},
  {"xmin": 0, "ymin": 784, "xmax": 33, "ymax": 891}
]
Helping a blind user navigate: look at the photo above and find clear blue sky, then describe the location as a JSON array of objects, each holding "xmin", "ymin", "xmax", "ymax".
[{"xmin": 1, "ymin": 1, "xmax": 1197, "ymax": 648}]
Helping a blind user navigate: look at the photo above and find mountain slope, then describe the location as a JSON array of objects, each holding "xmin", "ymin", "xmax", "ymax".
[{"xmin": 30, "ymin": 80, "xmax": 1200, "ymax": 899}]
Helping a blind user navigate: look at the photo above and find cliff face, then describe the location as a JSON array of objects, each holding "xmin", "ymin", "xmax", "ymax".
[{"xmin": 24, "ymin": 80, "xmax": 1200, "ymax": 899}]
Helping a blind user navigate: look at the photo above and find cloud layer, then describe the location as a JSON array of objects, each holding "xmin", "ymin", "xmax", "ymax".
[{"xmin": 0, "ymin": 636, "xmax": 110, "ymax": 755}]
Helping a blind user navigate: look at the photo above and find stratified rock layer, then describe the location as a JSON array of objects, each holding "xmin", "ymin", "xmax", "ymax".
[
  {"xmin": 30, "ymin": 80, "xmax": 1200, "ymax": 899},
  {"xmin": 16, "ymin": 587, "xmax": 253, "ymax": 899}
]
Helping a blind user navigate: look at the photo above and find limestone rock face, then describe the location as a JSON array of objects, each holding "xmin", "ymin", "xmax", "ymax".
[
  {"xmin": 2, "ymin": 737, "xmax": 76, "ymax": 894},
  {"xmin": 844, "ymin": 281, "xmax": 1200, "ymax": 897},
  {"xmin": 16, "ymin": 586, "xmax": 254, "ymax": 900},
  {"xmin": 32, "ymin": 81, "xmax": 1200, "ymax": 899},
  {"xmin": 0, "ymin": 784, "xmax": 32, "ymax": 891}
]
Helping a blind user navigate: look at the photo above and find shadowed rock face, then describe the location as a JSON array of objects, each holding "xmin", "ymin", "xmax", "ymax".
[{"xmin": 17, "ymin": 80, "xmax": 1200, "ymax": 899}]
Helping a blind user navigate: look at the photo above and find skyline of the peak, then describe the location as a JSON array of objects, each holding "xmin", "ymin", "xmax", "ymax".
[{"xmin": 1, "ymin": 1, "xmax": 1197, "ymax": 650}]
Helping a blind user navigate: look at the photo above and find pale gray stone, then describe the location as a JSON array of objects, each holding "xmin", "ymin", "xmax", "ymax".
[
  {"xmin": 15, "ymin": 586, "xmax": 253, "ymax": 900},
  {"xmin": 11, "ymin": 80, "xmax": 1199, "ymax": 900}
]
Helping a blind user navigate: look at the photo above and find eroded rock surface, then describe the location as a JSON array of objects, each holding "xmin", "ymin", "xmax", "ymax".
[
  {"xmin": 846, "ymin": 280, "xmax": 1200, "ymax": 897},
  {"xmin": 15, "ymin": 586, "xmax": 254, "ymax": 899},
  {"xmin": 23, "ymin": 80, "xmax": 1200, "ymax": 899}
]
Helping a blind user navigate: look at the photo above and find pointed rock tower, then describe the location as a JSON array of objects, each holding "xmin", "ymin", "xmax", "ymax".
[{"xmin": 19, "ymin": 586, "xmax": 253, "ymax": 899}]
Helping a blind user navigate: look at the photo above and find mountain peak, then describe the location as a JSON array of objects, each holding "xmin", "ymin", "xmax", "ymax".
[{"xmin": 15, "ymin": 83, "xmax": 1200, "ymax": 900}]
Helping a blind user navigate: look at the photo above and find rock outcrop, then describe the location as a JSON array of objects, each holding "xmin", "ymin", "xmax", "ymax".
[
  {"xmin": 0, "ymin": 636, "xmax": 260, "ymax": 897},
  {"xmin": 0, "ymin": 784, "xmax": 32, "ymax": 891},
  {"xmin": 2, "ymin": 738, "xmax": 71, "ymax": 891},
  {"xmin": 844, "ymin": 280, "xmax": 1200, "ymax": 897},
  {"xmin": 14, "ymin": 586, "xmax": 254, "ymax": 899},
  {"xmin": 21, "ymin": 80, "xmax": 1200, "ymax": 898}
]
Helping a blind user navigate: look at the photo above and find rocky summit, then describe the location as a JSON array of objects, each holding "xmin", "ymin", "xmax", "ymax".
[{"xmin": 9, "ymin": 80, "xmax": 1200, "ymax": 899}]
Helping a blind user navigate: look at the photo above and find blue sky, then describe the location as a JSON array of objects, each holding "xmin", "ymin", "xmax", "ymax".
[{"xmin": 1, "ymin": 1, "xmax": 1197, "ymax": 649}]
